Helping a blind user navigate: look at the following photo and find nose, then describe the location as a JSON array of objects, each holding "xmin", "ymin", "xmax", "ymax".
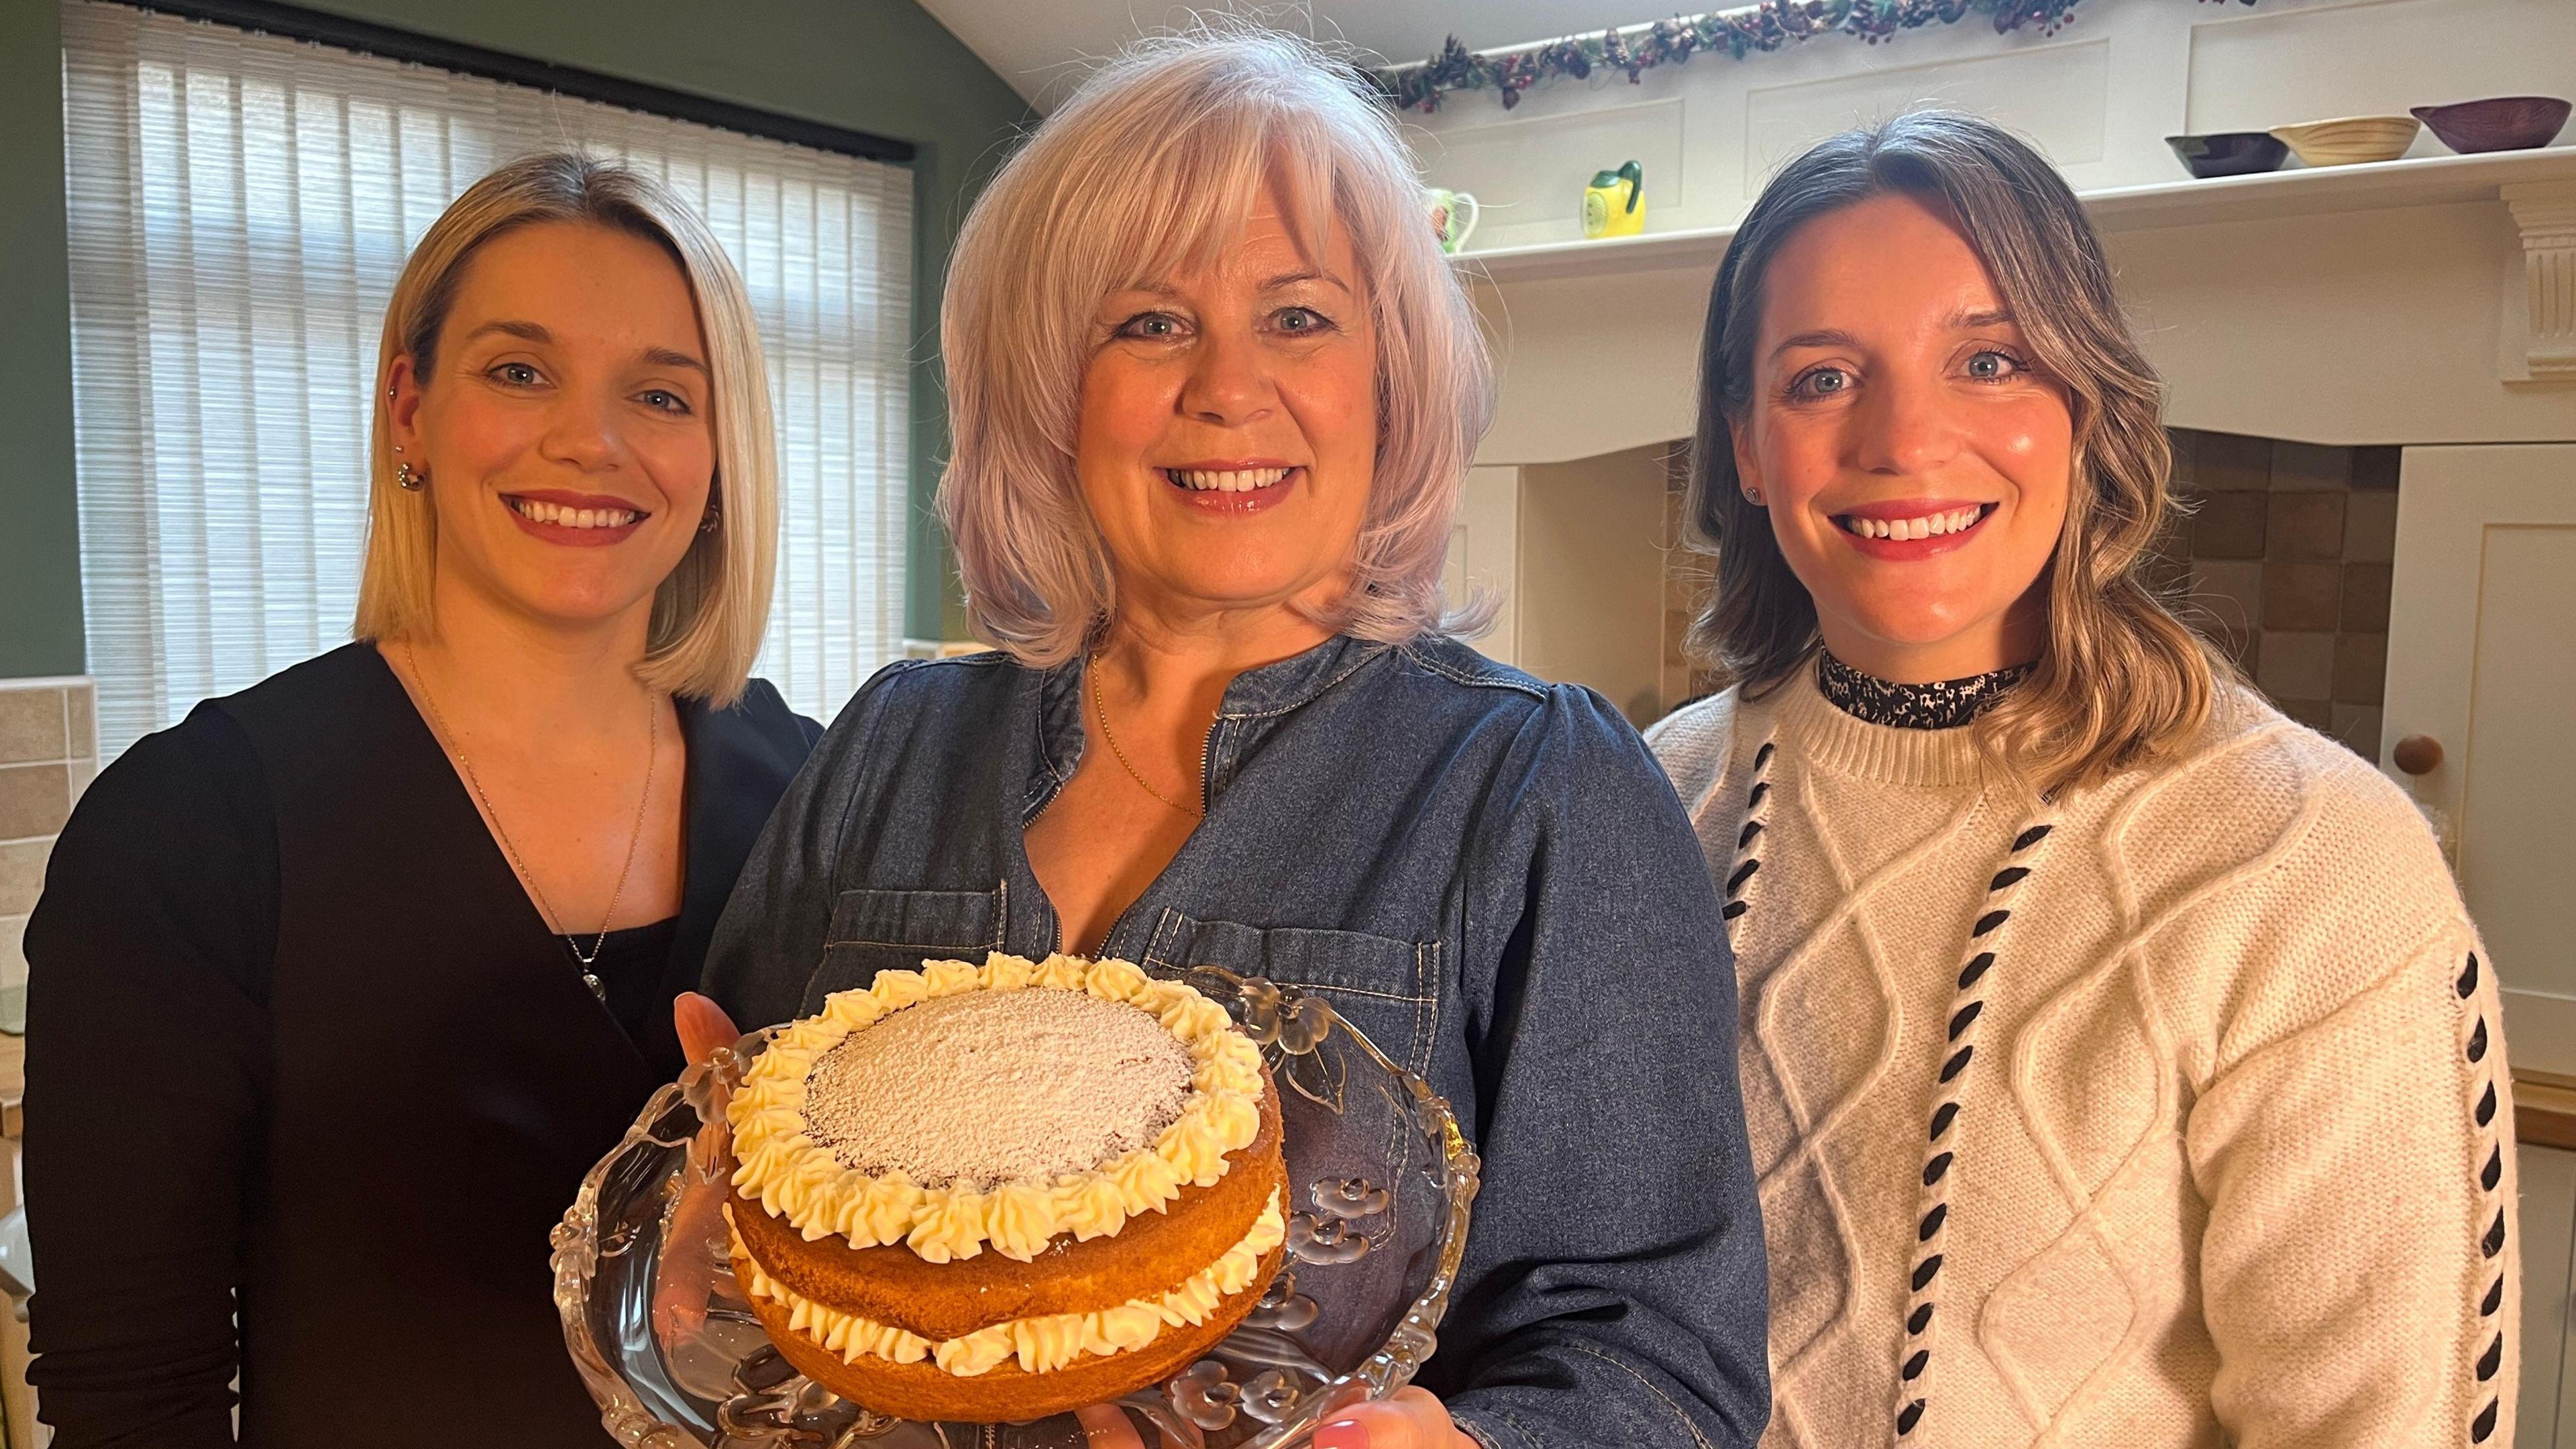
[
  {"xmin": 1177, "ymin": 323, "xmax": 1273, "ymax": 428},
  {"xmin": 1849, "ymin": 370, "xmax": 1963, "ymax": 478},
  {"xmin": 538, "ymin": 383, "xmax": 625, "ymax": 474}
]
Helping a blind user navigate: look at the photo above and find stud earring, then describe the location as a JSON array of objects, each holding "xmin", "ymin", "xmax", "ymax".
[
  {"xmin": 393, "ymin": 447, "xmax": 426, "ymax": 491},
  {"xmin": 1744, "ymin": 486, "xmax": 1764, "ymax": 504}
]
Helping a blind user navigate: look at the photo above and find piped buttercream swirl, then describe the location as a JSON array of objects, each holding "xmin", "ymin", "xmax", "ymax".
[
  {"xmin": 729, "ymin": 952, "xmax": 1267, "ymax": 1261},
  {"xmin": 731, "ymin": 1191, "xmax": 1287, "ymax": 1378}
]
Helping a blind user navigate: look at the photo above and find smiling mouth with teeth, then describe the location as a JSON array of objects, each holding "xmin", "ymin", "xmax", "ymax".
[
  {"xmin": 504, "ymin": 496, "xmax": 648, "ymax": 530},
  {"xmin": 1837, "ymin": 503, "xmax": 1993, "ymax": 541},
  {"xmin": 1163, "ymin": 466, "xmax": 1295, "ymax": 494}
]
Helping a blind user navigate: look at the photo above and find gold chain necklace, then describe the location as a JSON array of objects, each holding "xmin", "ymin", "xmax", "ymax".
[
  {"xmin": 403, "ymin": 642, "xmax": 658, "ymax": 1002},
  {"xmin": 1089, "ymin": 655, "xmax": 1210, "ymax": 816}
]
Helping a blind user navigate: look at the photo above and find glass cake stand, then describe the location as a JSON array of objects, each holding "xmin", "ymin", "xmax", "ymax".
[{"xmin": 554, "ymin": 969, "xmax": 1480, "ymax": 1448}]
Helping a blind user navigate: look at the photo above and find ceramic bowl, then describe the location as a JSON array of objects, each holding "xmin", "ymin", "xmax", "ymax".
[
  {"xmin": 2269, "ymin": 115, "xmax": 2422, "ymax": 167},
  {"xmin": 2166, "ymin": 131, "xmax": 2291, "ymax": 179},
  {"xmin": 2411, "ymin": 97, "xmax": 2572, "ymax": 154}
]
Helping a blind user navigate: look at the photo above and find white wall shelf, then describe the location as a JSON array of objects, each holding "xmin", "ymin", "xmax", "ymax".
[{"xmin": 1454, "ymin": 144, "xmax": 2576, "ymax": 285}]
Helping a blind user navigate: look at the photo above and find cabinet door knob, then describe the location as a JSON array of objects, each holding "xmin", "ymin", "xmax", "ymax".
[{"xmin": 2393, "ymin": 734, "xmax": 2444, "ymax": 775}]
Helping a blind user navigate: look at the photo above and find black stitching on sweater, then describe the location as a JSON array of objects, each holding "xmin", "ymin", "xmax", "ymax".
[
  {"xmin": 1902, "ymin": 1350, "xmax": 1928, "ymax": 1381},
  {"xmin": 1898, "ymin": 1401, "xmax": 1925, "ymax": 1436},
  {"xmin": 2483, "ymin": 1209, "xmax": 2506, "ymax": 1258},
  {"xmin": 2476, "ymin": 1082, "xmax": 2496, "ymax": 1126},
  {"xmin": 2458, "ymin": 953, "xmax": 2479, "ymax": 998},
  {"xmin": 1754, "ymin": 740, "xmax": 1776, "ymax": 769},
  {"xmin": 1911, "ymin": 1255, "xmax": 1942, "ymax": 1291},
  {"xmin": 1919, "ymin": 1203, "xmax": 1946, "ymax": 1240},
  {"xmin": 2482, "ymin": 1146, "xmax": 2502, "ymax": 1191},
  {"xmin": 2477, "ymin": 1334, "xmax": 2500, "ymax": 1381},
  {"xmin": 1958, "ymin": 952, "xmax": 1993, "ymax": 989},
  {"xmin": 1908, "ymin": 1303, "xmax": 1933, "ymax": 1334},
  {"xmin": 1737, "ymin": 818, "xmax": 1763, "ymax": 849},
  {"xmin": 1720, "ymin": 900, "xmax": 1748, "ymax": 920},
  {"xmin": 1929, "ymin": 1103, "xmax": 1958, "ymax": 1140},
  {"xmin": 2482, "ymin": 1279, "xmax": 2503, "ymax": 1316},
  {"xmin": 1988, "ymin": 866, "xmax": 2031, "ymax": 891},
  {"xmin": 2473, "ymin": 1401, "xmax": 2498, "ymax": 1442},
  {"xmin": 1972, "ymin": 909, "xmax": 2010, "ymax": 936},
  {"xmin": 2012, "ymin": 824, "xmax": 2052, "ymax": 851},
  {"xmin": 1923, "ymin": 1151, "xmax": 1953, "ymax": 1186},
  {"xmin": 2467, "ymin": 1017, "xmax": 2487, "ymax": 1063},
  {"xmin": 1947, "ymin": 1001, "xmax": 1983, "ymax": 1039},
  {"xmin": 1747, "ymin": 780, "xmax": 1770, "ymax": 808},
  {"xmin": 1939, "ymin": 1046, "xmax": 1973, "ymax": 1083},
  {"xmin": 1727, "ymin": 857, "xmax": 1760, "ymax": 893}
]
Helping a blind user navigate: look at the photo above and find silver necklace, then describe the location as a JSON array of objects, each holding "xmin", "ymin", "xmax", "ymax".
[{"xmin": 402, "ymin": 643, "xmax": 659, "ymax": 1003}]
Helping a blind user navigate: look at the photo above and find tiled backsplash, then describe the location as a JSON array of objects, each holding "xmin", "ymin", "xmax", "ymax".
[
  {"xmin": 1, "ymin": 678, "xmax": 97, "ymax": 1029},
  {"xmin": 1654, "ymin": 429, "xmax": 2402, "ymax": 755}
]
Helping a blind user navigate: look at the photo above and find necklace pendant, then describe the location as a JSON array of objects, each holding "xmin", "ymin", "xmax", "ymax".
[{"xmin": 582, "ymin": 970, "xmax": 608, "ymax": 1004}]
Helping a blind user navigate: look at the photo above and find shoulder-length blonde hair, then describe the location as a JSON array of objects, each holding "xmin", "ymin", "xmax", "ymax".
[
  {"xmin": 938, "ymin": 28, "xmax": 1495, "ymax": 667},
  {"xmin": 355, "ymin": 151, "xmax": 777, "ymax": 706},
  {"xmin": 1684, "ymin": 110, "xmax": 2222, "ymax": 795}
]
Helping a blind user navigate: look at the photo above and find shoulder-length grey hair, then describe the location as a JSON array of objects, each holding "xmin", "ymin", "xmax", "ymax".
[
  {"xmin": 1684, "ymin": 111, "xmax": 2222, "ymax": 794},
  {"xmin": 938, "ymin": 28, "xmax": 1495, "ymax": 667}
]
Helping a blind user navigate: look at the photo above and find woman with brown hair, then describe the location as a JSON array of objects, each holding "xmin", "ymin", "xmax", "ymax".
[
  {"xmin": 25, "ymin": 152, "xmax": 817, "ymax": 1448},
  {"xmin": 1648, "ymin": 111, "xmax": 2518, "ymax": 1447}
]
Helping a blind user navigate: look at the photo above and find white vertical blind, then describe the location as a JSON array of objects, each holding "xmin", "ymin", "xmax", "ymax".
[{"xmin": 60, "ymin": 0, "xmax": 912, "ymax": 756}]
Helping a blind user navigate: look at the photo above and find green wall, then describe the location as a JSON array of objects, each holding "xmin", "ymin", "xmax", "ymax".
[
  {"xmin": 0, "ymin": 0, "xmax": 83, "ymax": 680},
  {"xmin": 0, "ymin": 0, "xmax": 1032, "ymax": 678}
]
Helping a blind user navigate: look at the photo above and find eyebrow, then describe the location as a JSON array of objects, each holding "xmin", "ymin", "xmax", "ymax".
[
  {"xmin": 462, "ymin": 320, "xmax": 706, "ymax": 374},
  {"xmin": 1766, "ymin": 308, "xmax": 2021, "ymax": 361},
  {"xmin": 1259, "ymin": 268, "xmax": 1352, "ymax": 296}
]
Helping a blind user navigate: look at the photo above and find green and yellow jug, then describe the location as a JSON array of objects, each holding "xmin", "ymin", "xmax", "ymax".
[{"xmin": 1582, "ymin": 161, "xmax": 1645, "ymax": 239}]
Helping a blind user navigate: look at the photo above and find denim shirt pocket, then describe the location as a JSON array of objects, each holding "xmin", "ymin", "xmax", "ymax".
[
  {"xmin": 1141, "ymin": 910, "xmax": 1440, "ymax": 1195},
  {"xmin": 802, "ymin": 883, "xmax": 1006, "ymax": 1014},
  {"xmin": 1138, "ymin": 910, "xmax": 1440, "ymax": 1081}
]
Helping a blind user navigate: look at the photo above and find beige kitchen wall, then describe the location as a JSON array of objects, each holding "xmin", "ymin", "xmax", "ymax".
[{"xmin": 1, "ymin": 676, "xmax": 96, "ymax": 1024}]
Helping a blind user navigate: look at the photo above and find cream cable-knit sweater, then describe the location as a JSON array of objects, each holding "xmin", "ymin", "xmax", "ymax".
[{"xmin": 1646, "ymin": 666, "xmax": 2519, "ymax": 1449}]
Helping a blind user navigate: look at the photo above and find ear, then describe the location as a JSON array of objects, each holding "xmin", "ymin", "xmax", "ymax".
[
  {"xmin": 1727, "ymin": 413, "xmax": 1766, "ymax": 507},
  {"xmin": 386, "ymin": 354, "xmax": 425, "ymax": 456}
]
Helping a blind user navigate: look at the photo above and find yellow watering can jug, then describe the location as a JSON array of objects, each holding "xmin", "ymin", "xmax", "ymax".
[{"xmin": 1584, "ymin": 161, "xmax": 1644, "ymax": 239}]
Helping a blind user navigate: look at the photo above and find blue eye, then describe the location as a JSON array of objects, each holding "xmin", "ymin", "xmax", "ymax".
[
  {"xmin": 1788, "ymin": 366, "xmax": 1851, "ymax": 400},
  {"xmin": 1275, "ymin": 306, "xmax": 1329, "ymax": 333},
  {"xmin": 1116, "ymin": 312, "xmax": 1183, "ymax": 340},
  {"xmin": 1966, "ymin": 350, "xmax": 2028, "ymax": 381}
]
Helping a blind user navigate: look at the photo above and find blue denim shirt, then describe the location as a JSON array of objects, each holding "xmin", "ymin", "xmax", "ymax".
[{"xmin": 704, "ymin": 633, "xmax": 1768, "ymax": 1447}]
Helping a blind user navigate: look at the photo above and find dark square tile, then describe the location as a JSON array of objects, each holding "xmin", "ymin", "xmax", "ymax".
[
  {"xmin": 2277, "ymin": 698, "xmax": 2335, "ymax": 730},
  {"xmin": 2334, "ymin": 633, "xmax": 2387, "ymax": 706},
  {"xmin": 2192, "ymin": 492, "xmax": 2268, "ymax": 559},
  {"xmin": 2196, "ymin": 431, "xmax": 2273, "ymax": 492},
  {"xmin": 2270, "ymin": 441, "xmax": 2352, "ymax": 492},
  {"xmin": 2341, "ymin": 563, "xmax": 2392, "ymax": 631},
  {"xmin": 2262, "ymin": 563, "xmax": 2342, "ymax": 631},
  {"xmin": 2351, "ymin": 446, "xmax": 2400, "ymax": 490},
  {"xmin": 2266, "ymin": 491, "xmax": 2347, "ymax": 561}
]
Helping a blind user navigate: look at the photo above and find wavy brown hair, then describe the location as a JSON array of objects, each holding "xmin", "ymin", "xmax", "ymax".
[{"xmin": 1683, "ymin": 111, "xmax": 2222, "ymax": 796}]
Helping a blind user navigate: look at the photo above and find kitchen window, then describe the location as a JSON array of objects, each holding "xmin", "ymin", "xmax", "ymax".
[{"xmin": 60, "ymin": 0, "xmax": 914, "ymax": 756}]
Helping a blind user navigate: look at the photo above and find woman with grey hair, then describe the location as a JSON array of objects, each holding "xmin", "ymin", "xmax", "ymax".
[{"xmin": 686, "ymin": 29, "xmax": 1769, "ymax": 1449}]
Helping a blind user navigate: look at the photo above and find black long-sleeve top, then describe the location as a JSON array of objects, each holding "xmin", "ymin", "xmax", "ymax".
[{"xmin": 22, "ymin": 643, "xmax": 819, "ymax": 1448}]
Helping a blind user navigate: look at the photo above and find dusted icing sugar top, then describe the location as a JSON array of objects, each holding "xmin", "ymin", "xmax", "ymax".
[
  {"xmin": 800, "ymin": 988, "xmax": 1193, "ymax": 1192},
  {"xmin": 729, "ymin": 953, "xmax": 1268, "ymax": 1263}
]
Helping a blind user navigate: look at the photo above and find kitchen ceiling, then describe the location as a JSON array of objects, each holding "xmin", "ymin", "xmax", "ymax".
[{"xmin": 914, "ymin": 0, "xmax": 1706, "ymax": 107}]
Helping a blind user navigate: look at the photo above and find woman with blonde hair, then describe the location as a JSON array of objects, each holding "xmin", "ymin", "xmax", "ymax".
[
  {"xmin": 688, "ymin": 30, "xmax": 1770, "ymax": 1449},
  {"xmin": 1648, "ymin": 111, "xmax": 2516, "ymax": 1446},
  {"xmin": 26, "ymin": 152, "xmax": 819, "ymax": 1448}
]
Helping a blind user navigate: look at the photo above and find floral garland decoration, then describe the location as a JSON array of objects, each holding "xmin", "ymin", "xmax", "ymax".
[{"xmin": 1372, "ymin": 0, "xmax": 2264, "ymax": 113}]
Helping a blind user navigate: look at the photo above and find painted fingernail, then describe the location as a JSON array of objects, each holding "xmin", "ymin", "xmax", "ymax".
[{"xmin": 1312, "ymin": 1421, "xmax": 1370, "ymax": 1449}]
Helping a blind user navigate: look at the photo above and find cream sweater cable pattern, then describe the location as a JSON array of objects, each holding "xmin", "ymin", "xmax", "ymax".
[{"xmin": 1646, "ymin": 667, "xmax": 2519, "ymax": 1449}]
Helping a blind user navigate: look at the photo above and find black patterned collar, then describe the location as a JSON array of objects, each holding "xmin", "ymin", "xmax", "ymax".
[{"xmin": 1816, "ymin": 650, "xmax": 2035, "ymax": 731}]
